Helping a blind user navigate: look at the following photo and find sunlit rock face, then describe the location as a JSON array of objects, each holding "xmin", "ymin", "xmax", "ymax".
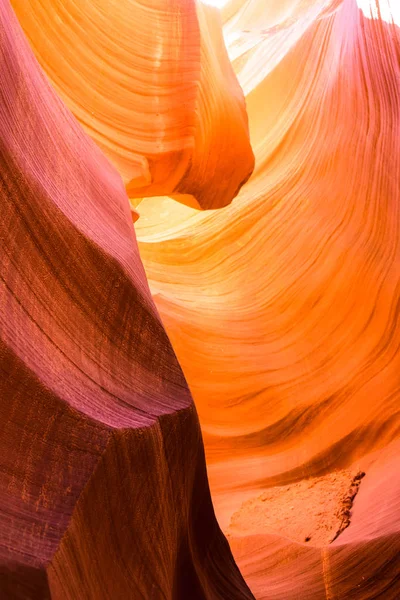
[
  {"xmin": 0, "ymin": 1, "xmax": 254, "ymax": 598},
  {"xmin": 133, "ymin": 0, "xmax": 400, "ymax": 597},
  {"xmin": 3, "ymin": 0, "xmax": 400, "ymax": 598},
  {"xmin": 10, "ymin": 0, "xmax": 254, "ymax": 210}
]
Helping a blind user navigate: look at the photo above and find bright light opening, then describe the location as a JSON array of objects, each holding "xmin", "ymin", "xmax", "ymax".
[
  {"xmin": 357, "ymin": 0, "xmax": 400, "ymax": 25},
  {"xmin": 201, "ymin": 0, "xmax": 230, "ymax": 8},
  {"xmin": 203, "ymin": 0, "xmax": 400, "ymax": 26}
]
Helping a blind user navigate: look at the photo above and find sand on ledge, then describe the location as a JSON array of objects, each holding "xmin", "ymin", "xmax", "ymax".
[{"xmin": 227, "ymin": 469, "xmax": 366, "ymax": 546}]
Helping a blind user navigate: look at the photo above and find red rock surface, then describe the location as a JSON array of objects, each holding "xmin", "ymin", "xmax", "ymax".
[
  {"xmin": 0, "ymin": 1, "xmax": 254, "ymax": 597},
  {"xmin": 2, "ymin": 0, "xmax": 400, "ymax": 598}
]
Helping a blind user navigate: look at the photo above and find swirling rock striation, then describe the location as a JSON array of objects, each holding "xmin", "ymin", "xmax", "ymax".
[
  {"xmin": 5, "ymin": 0, "xmax": 400, "ymax": 597},
  {"xmin": 133, "ymin": 0, "xmax": 400, "ymax": 597},
  {"xmin": 10, "ymin": 0, "xmax": 255, "ymax": 210},
  {"xmin": 0, "ymin": 1, "xmax": 254, "ymax": 598}
]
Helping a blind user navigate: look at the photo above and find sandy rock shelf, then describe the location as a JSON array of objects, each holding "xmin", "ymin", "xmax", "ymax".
[{"xmin": 228, "ymin": 469, "xmax": 366, "ymax": 546}]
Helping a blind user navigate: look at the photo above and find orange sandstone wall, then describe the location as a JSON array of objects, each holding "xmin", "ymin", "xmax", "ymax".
[{"xmin": 8, "ymin": 0, "xmax": 400, "ymax": 597}]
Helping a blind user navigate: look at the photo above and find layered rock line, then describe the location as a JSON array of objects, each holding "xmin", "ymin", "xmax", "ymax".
[
  {"xmin": 5, "ymin": 0, "xmax": 400, "ymax": 597},
  {"xmin": 0, "ymin": 1, "xmax": 254, "ymax": 597},
  {"xmin": 10, "ymin": 0, "xmax": 255, "ymax": 210},
  {"xmin": 131, "ymin": 0, "xmax": 400, "ymax": 597}
]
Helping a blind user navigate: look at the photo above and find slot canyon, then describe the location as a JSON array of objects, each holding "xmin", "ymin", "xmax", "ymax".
[{"xmin": 1, "ymin": 0, "xmax": 399, "ymax": 598}]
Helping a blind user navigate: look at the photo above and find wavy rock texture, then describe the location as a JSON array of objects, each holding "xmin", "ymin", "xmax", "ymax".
[
  {"xmin": 130, "ymin": 0, "xmax": 400, "ymax": 597},
  {"xmin": 10, "ymin": 0, "xmax": 254, "ymax": 210},
  {"xmin": 0, "ymin": 1, "xmax": 254, "ymax": 598},
  {"xmin": 5, "ymin": 0, "xmax": 400, "ymax": 598}
]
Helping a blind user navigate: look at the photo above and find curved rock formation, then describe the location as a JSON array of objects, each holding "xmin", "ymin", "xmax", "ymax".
[
  {"xmin": 132, "ymin": 0, "xmax": 400, "ymax": 597},
  {"xmin": 5, "ymin": 0, "xmax": 400, "ymax": 597},
  {"xmin": 10, "ymin": 0, "xmax": 255, "ymax": 210},
  {"xmin": 0, "ymin": 1, "xmax": 254, "ymax": 598}
]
